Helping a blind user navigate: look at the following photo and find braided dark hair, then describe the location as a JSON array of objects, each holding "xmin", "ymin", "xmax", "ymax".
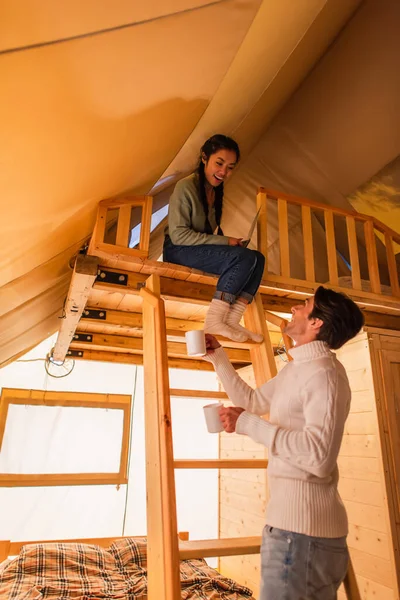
[{"xmin": 196, "ymin": 134, "xmax": 240, "ymax": 235}]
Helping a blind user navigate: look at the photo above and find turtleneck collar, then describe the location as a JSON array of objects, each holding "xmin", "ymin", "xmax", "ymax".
[{"xmin": 289, "ymin": 340, "xmax": 332, "ymax": 362}]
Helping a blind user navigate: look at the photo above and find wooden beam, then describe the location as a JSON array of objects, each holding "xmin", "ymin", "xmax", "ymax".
[
  {"xmin": 52, "ymin": 255, "xmax": 99, "ymax": 362},
  {"xmin": 0, "ymin": 473, "xmax": 127, "ymax": 487},
  {"xmin": 70, "ymin": 332, "xmax": 251, "ymax": 362},
  {"xmin": 174, "ymin": 459, "xmax": 268, "ymax": 469},
  {"xmin": 79, "ymin": 309, "xmax": 282, "ymax": 348},
  {"xmin": 140, "ymin": 274, "xmax": 181, "ymax": 600},
  {"xmin": 1, "ymin": 532, "xmax": 189, "ymax": 560},
  {"xmin": 179, "ymin": 536, "xmax": 261, "ymax": 560},
  {"xmin": 244, "ymin": 293, "xmax": 277, "ymax": 386},
  {"xmin": 72, "ymin": 350, "xmax": 216, "ymax": 370},
  {"xmin": 170, "ymin": 390, "xmax": 228, "ymax": 399},
  {"xmin": 92, "ymin": 268, "xmax": 400, "ymax": 321}
]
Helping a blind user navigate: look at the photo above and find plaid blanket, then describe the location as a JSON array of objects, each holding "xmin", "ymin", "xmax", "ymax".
[{"xmin": 0, "ymin": 538, "xmax": 255, "ymax": 599}]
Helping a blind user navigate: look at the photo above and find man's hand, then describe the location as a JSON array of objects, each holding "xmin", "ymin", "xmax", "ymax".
[
  {"xmin": 205, "ymin": 334, "xmax": 221, "ymax": 354},
  {"xmin": 219, "ymin": 406, "xmax": 245, "ymax": 433}
]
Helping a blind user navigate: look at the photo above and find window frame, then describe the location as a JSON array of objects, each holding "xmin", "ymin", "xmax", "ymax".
[{"xmin": 0, "ymin": 388, "xmax": 131, "ymax": 487}]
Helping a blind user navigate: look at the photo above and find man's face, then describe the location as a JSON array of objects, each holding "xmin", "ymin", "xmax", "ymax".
[{"xmin": 284, "ymin": 296, "xmax": 316, "ymax": 341}]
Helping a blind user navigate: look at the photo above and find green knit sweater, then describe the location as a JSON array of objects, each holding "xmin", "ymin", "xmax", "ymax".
[{"xmin": 165, "ymin": 173, "xmax": 230, "ymax": 246}]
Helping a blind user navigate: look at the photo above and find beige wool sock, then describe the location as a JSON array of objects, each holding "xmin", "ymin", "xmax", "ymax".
[
  {"xmin": 226, "ymin": 301, "xmax": 264, "ymax": 343},
  {"xmin": 204, "ymin": 299, "xmax": 248, "ymax": 342}
]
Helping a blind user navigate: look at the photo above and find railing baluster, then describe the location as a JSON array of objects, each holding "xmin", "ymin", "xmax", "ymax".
[
  {"xmin": 364, "ymin": 220, "xmax": 381, "ymax": 295},
  {"xmin": 346, "ymin": 216, "xmax": 362, "ymax": 291},
  {"xmin": 256, "ymin": 191, "xmax": 268, "ymax": 274},
  {"xmin": 385, "ymin": 233, "xmax": 399, "ymax": 297},
  {"xmin": 116, "ymin": 205, "xmax": 132, "ymax": 247},
  {"xmin": 140, "ymin": 196, "xmax": 153, "ymax": 254},
  {"xmin": 96, "ymin": 206, "xmax": 108, "ymax": 245},
  {"xmin": 324, "ymin": 210, "xmax": 339, "ymax": 286},
  {"xmin": 301, "ymin": 205, "xmax": 315, "ymax": 283},
  {"xmin": 278, "ymin": 198, "xmax": 290, "ymax": 278}
]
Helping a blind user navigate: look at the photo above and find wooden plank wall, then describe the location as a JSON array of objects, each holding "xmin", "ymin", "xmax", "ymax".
[
  {"xmin": 336, "ymin": 332, "xmax": 396, "ymax": 600},
  {"xmin": 218, "ymin": 335, "xmax": 396, "ymax": 600}
]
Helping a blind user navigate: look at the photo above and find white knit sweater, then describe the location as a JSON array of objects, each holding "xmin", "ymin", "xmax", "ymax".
[{"xmin": 208, "ymin": 340, "xmax": 351, "ymax": 538}]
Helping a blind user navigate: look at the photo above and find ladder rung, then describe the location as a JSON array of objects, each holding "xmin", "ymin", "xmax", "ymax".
[
  {"xmin": 170, "ymin": 389, "xmax": 228, "ymax": 399},
  {"xmin": 174, "ymin": 459, "xmax": 268, "ymax": 469},
  {"xmin": 179, "ymin": 536, "xmax": 261, "ymax": 559}
]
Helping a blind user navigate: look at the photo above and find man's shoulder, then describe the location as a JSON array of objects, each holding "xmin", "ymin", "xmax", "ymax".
[{"xmin": 301, "ymin": 354, "xmax": 344, "ymax": 378}]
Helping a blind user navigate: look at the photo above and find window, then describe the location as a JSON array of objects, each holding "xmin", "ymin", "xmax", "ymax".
[{"xmin": 0, "ymin": 389, "xmax": 131, "ymax": 487}]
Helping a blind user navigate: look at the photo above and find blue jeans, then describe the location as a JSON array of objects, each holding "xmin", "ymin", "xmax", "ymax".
[
  {"xmin": 163, "ymin": 237, "xmax": 265, "ymax": 303},
  {"xmin": 260, "ymin": 526, "xmax": 349, "ymax": 600}
]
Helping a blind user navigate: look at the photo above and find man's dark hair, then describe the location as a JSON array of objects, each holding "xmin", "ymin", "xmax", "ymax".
[{"xmin": 309, "ymin": 286, "xmax": 365, "ymax": 350}]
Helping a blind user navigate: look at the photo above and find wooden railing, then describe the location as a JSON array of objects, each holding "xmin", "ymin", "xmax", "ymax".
[
  {"xmin": 256, "ymin": 188, "xmax": 400, "ymax": 301},
  {"xmin": 88, "ymin": 196, "xmax": 153, "ymax": 259}
]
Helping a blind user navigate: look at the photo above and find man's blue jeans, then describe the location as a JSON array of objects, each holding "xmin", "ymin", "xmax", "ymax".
[
  {"xmin": 260, "ymin": 526, "xmax": 349, "ymax": 600},
  {"xmin": 163, "ymin": 237, "xmax": 265, "ymax": 303}
]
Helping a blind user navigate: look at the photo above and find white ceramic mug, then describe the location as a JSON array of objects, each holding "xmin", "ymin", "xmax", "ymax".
[
  {"xmin": 203, "ymin": 402, "xmax": 224, "ymax": 433},
  {"xmin": 185, "ymin": 330, "xmax": 206, "ymax": 356}
]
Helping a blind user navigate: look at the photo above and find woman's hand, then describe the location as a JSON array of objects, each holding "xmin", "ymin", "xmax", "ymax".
[
  {"xmin": 205, "ymin": 334, "xmax": 221, "ymax": 355},
  {"xmin": 228, "ymin": 237, "xmax": 243, "ymax": 246}
]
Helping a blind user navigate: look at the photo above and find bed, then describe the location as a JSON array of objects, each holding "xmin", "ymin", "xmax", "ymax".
[{"xmin": 0, "ymin": 536, "xmax": 255, "ymax": 599}]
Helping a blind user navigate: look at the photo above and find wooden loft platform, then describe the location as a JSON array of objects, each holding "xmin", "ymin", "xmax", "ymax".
[
  {"xmin": 48, "ymin": 190, "xmax": 372, "ymax": 600},
  {"xmin": 52, "ymin": 189, "xmax": 399, "ymax": 367}
]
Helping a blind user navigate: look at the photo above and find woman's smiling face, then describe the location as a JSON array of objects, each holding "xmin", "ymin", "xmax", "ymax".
[{"xmin": 203, "ymin": 149, "xmax": 238, "ymax": 187}]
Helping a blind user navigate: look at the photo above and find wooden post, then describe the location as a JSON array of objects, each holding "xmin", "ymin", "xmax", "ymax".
[
  {"xmin": 278, "ymin": 198, "xmax": 290, "ymax": 278},
  {"xmin": 0, "ymin": 541, "xmax": 10, "ymax": 563},
  {"xmin": 280, "ymin": 319, "xmax": 293, "ymax": 361},
  {"xmin": 244, "ymin": 293, "xmax": 277, "ymax": 386},
  {"xmin": 346, "ymin": 216, "xmax": 362, "ymax": 291},
  {"xmin": 140, "ymin": 275, "xmax": 181, "ymax": 600},
  {"xmin": 302, "ymin": 205, "xmax": 315, "ymax": 283},
  {"xmin": 324, "ymin": 210, "xmax": 339, "ymax": 286},
  {"xmin": 385, "ymin": 233, "xmax": 399, "ymax": 297},
  {"xmin": 343, "ymin": 556, "xmax": 361, "ymax": 600},
  {"xmin": 257, "ymin": 191, "xmax": 268, "ymax": 274},
  {"xmin": 115, "ymin": 205, "xmax": 132, "ymax": 248},
  {"xmin": 52, "ymin": 255, "xmax": 99, "ymax": 362},
  {"xmin": 364, "ymin": 220, "xmax": 381, "ymax": 294},
  {"xmin": 140, "ymin": 196, "xmax": 153, "ymax": 255}
]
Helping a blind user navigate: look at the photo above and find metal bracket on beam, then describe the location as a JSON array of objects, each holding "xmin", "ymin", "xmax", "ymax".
[
  {"xmin": 81, "ymin": 309, "xmax": 107, "ymax": 320},
  {"xmin": 67, "ymin": 349, "xmax": 84, "ymax": 358},
  {"xmin": 96, "ymin": 270, "xmax": 128, "ymax": 286},
  {"xmin": 72, "ymin": 333, "xmax": 93, "ymax": 343},
  {"xmin": 137, "ymin": 282, "xmax": 146, "ymax": 290}
]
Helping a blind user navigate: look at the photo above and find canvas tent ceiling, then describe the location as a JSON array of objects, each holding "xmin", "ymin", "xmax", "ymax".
[{"xmin": 1, "ymin": 0, "xmax": 399, "ymax": 369}]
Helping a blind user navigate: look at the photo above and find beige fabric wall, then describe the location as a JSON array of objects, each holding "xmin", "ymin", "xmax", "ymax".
[
  {"xmin": 222, "ymin": 0, "xmax": 400, "ymax": 279},
  {"xmin": 1, "ymin": 0, "xmax": 365, "ymax": 367}
]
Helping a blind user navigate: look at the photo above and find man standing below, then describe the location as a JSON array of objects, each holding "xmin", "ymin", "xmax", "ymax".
[{"xmin": 205, "ymin": 286, "xmax": 364, "ymax": 600}]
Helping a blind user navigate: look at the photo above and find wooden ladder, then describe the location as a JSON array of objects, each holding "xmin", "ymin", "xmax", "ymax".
[{"xmin": 139, "ymin": 273, "xmax": 359, "ymax": 600}]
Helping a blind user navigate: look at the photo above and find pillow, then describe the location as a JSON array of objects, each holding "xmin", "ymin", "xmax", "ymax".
[
  {"xmin": 108, "ymin": 537, "xmax": 147, "ymax": 570},
  {"xmin": 6, "ymin": 542, "xmax": 126, "ymax": 598}
]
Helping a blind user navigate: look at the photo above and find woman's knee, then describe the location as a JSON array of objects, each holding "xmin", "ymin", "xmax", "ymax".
[{"xmin": 253, "ymin": 250, "xmax": 266, "ymax": 269}]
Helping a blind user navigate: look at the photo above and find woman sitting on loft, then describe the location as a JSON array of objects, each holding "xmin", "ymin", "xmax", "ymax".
[{"xmin": 163, "ymin": 134, "xmax": 265, "ymax": 343}]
